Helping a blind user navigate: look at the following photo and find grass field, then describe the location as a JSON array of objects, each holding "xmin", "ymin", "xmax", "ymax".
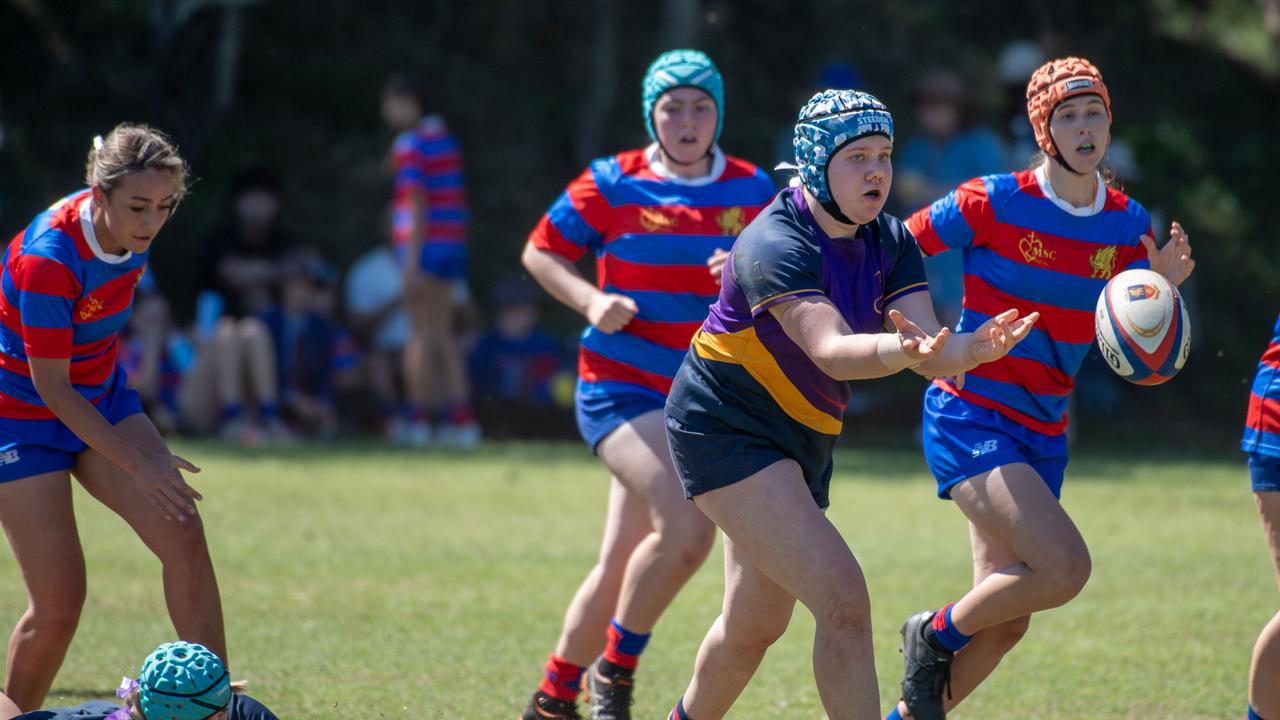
[{"xmin": 0, "ymin": 440, "xmax": 1274, "ymax": 719}]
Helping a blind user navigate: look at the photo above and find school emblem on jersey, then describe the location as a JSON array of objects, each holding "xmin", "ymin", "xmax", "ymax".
[
  {"xmin": 1018, "ymin": 232, "xmax": 1057, "ymax": 267},
  {"xmin": 716, "ymin": 207, "xmax": 747, "ymax": 236},
  {"xmin": 1089, "ymin": 246, "xmax": 1118, "ymax": 279},
  {"xmin": 1127, "ymin": 283, "xmax": 1160, "ymax": 301},
  {"xmin": 639, "ymin": 207, "xmax": 678, "ymax": 232},
  {"xmin": 78, "ymin": 295, "xmax": 105, "ymax": 321}
]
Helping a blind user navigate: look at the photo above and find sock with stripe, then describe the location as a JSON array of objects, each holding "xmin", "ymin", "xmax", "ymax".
[
  {"xmin": 885, "ymin": 704, "xmax": 903, "ymax": 720},
  {"xmin": 669, "ymin": 697, "xmax": 691, "ymax": 720},
  {"xmin": 602, "ymin": 619, "xmax": 651, "ymax": 670},
  {"xmin": 537, "ymin": 654, "xmax": 584, "ymax": 701},
  {"xmin": 926, "ymin": 602, "xmax": 973, "ymax": 653},
  {"xmin": 1248, "ymin": 706, "xmax": 1264, "ymax": 720}
]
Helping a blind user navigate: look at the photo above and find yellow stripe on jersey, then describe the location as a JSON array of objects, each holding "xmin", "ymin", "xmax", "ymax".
[
  {"xmin": 691, "ymin": 327, "xmax": 843, "ymax": 435},
  {"xmin": 748, "ymin": 288, "xmax": 824, "ymax": 314}
]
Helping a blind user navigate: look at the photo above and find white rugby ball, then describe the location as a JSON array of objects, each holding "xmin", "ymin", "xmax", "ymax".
[{"xmin": 1094, "ymin": 268, "xmax": 1190, "ymax": 385}]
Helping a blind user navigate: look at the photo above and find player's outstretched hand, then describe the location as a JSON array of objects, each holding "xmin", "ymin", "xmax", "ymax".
[
  {"xmin": 587, "ymin": 292, "xmax": 638, "ymax": 334},
  {"xmin": 965, "ymin": 309, "xmax": 1040, "ymax": 365},
  {"xmin": 888, "ymin": 308, "xmax": 950, "ymax": 363},
  {"xmin": 1141, "ymin": 221, "xmax": 1194, "ymax": 287},
  {"xmin": 133, "ymin": 452, "xmax": 202, "ymax": 521},
  {"xmin": 706, "ymin": 248, "xmax": 729, "ymax": 286}
]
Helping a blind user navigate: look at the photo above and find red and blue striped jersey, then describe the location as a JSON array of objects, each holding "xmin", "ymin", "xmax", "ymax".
[
  {"xmin": 391, "ymin": 115, "xmax": 466, "ymax": 246},
  {"xmin": 0, "ymin": 190, "xmax": 148, "ymax": 419},
  {"xmin": 529, "ymin": 146, "xmax": 776, "ymax": 399},
  {"xmin": 1243, "ymin": 314, "xmax": 1280, "ymax": 457},
  {"xmin": 907, "ymin": 168, "xmax": 1151, "ymax": 435}
]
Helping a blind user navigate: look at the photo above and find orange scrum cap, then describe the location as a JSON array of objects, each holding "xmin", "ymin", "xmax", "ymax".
[{"xmin": 1025, "ymin": 57, "xmax": 1111, "ymax": 158}]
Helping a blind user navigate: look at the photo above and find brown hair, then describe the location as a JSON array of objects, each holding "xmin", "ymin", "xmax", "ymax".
[{"xmin": 85, "ymin": 123, "xmax": 190, "ymax": 203}]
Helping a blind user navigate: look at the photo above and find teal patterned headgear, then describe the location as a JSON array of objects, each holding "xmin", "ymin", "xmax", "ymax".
[
  {"xmin": 642, "ymin": 49, "xmax": 724, "ymax": 146},
  {"xmin": 138, "ymin": 642, "xmax": 231, "ymax": 720},
  {"xmin": 793, "ymin": 90, "xmax": 893, "ymax": 222}
]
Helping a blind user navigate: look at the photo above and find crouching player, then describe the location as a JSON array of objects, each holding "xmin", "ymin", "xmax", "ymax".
[
  {"xmin": 662, "ymin": 90, "xmax": 1037, "ymax": 720},
  {"xmin": 1243, "ymin": 318, "xmax": 1280, "ymax": 720}
]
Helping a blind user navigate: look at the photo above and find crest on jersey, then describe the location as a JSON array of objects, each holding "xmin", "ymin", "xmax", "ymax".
[
  {"xmin": 1089, "ymin": 246, "xmax": 1118, "ymax": 279},
  {"xmin": 78, "ymin": 295, "xmax": 105, "ymax": 321},
  {"xmin": 639, "ymin": 207, "xmax": 678, "ymax": 232},
  {"xmin": 1018, "ymin": 232, "xmax": 1056, "ymax": 267},
  {"xmin": 716, "ymin": 207, "xmax": 746, "ymax": 236}
]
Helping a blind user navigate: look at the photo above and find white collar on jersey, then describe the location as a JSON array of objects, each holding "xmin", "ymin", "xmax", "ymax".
[
  {"xmin": 645, "ymin": 143, "xmax": 726, "ymax": 186},
  {"xmin": 1033, "ymin": 163, "xmax": 1105, "ymax": 217},
  {"xmin": 78, "ymin": 194, "xmax": 133, "ymax": 265}
]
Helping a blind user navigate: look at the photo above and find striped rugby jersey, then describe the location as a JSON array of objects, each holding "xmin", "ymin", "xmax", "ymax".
[
  {"xmin": 907, "ymin": 166, "xmax": 1151, "ymax": 436},
  {"xmin": 391, "ymin": 114, "xmax": 466, "ymax": 246},
  {"xmin": 528, "ymin": 145, "xmax": 776, "ymax": 401},
  {"xmin": 1243, "ymin": 315, "xmax": 1280, "ymax": 457},
  {"xmin": 0, "ymin": 190, "xmax": 148, "ymax": 419}
]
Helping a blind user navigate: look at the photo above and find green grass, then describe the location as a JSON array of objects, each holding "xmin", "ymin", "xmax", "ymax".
[{"xmin": 0, "ymin": 441, "xmax": 1273, "ymax": 718}]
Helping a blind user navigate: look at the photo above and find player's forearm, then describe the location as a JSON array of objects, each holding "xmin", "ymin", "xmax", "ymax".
[
  {"xmin": 817, "ymin": 333, "xmax": 921, "ymax": 381},
  {"xmin": 33, "ymin": 376, "xmax": 146, "ymax": 473},
  {"xmin": 522, "ymin": 243, "xmax": 601, "ymax": 318}
]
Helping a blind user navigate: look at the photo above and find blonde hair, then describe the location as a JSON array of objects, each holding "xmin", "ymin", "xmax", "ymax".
[
  {"xmin": 85, "ymin": 123, "xmax": 190, "ymax": 203},
  {"xmin": 123, "ymin": 681, "xmax": 249, "ymax": 719}
]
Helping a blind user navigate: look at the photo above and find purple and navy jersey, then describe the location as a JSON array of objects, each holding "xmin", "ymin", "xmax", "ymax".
[
  {"xmin": 0, "ymin": 190, "xmax": 148, "ymax": 420},
  {"xmin": 528, "ymin": 146, "xmax": 775, "ymax": 400},
  {"xmin": 391, "ymin": 115, "xmax": 466, "ymax": 246},
  {"xmin": 669, "ymin": 186, "xmax": 927, "ymax": 444},
  {"xmin": 908, "ymin": 168, "xmax": 1151, "ymax": 436},
  {"xmin": 1243, "ymin": 314, "xmax": 1280, "ymax": 457}
]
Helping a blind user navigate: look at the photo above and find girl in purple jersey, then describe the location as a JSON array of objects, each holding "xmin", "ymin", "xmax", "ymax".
[
  {"xmin": 0, "ymin": 126, "xmax": 224, "ymax": 712},
  {"xmin": 661, "ymin": 90, "xmax": 1035, "ymax": 720},
  {"xmin": 891, "ymin": 58, "xmax": 1195, "ymax": 720}
]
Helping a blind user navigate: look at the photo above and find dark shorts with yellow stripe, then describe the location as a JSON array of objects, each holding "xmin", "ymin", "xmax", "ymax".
[{"xmin": 664, "ymin": 366, "xmax": 836, "ymax": 509}]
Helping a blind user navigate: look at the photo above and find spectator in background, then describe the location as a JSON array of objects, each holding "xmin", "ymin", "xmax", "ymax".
[
  {"xmin": 894, "ymin": 68, "xmax": 1006, "ymax": 328},
  {"xmin": 257, "ymin": 248, "xmax": 349, "ymax": 438},
  {"xmin": 468, "ymin": 277, "xmax": 573, "ymax": 440},
  {"xmin": 118, "ymin": 271, "xmax": 195, "ymax": 436},
  {"xmin": 344, "ymin": 243, "xmax": 410, "ymax": 438},
  {"xmin": 382, "ymin": 72, "xmax": 478, "ymax": 448},
  {"xmin": 998, "ymin": 39, "xmax": 1047, "ymax": 170},
  {"xmin": 187, "ymin": 167, "xmax": 290, "ymax": 445}
]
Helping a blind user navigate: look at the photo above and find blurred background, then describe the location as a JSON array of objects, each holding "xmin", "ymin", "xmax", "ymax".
[{"xmin": 1, "ymin": 0, "xmax": 1277, "ymax": 451}]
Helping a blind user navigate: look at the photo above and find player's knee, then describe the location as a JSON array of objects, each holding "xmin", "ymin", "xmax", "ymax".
[
  {"xmin": 28, "ymin": 586, "xmax": 86, "ymax": 638},
  {"xmin": 1043, "ymin": 546, "xmax": 1091, "ymax": 604},
  {"xmin": 155, "ymin": 517, "xmax": 212, "ymax": 566},
  {"xmin": 813, "ymin": 584, "xmax": 871, "ymax": 634},
  {"xmin": 237, "ymin": 317, "xmax": 269, "ymax": 343},
  {"xmin": 658, "ymin": 520, "xmax": 715, "ymax": 569}
]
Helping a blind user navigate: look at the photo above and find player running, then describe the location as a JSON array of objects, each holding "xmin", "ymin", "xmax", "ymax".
[
  {"xmin": 662, "ymin": 90, "xmax": 1036, "ymax": 720},
  {"xmin": 0, "ymin": 125, "xmax": 225, "ymax": 712},
  {"xmin": 1242, "ymin": 318, "xmax": 1280, "ymax": 720},
  {"xmin": 519, "ymin": 50, "xmax": 776, "ymax": 720},
  {"xmin": 890, "ymin": 58, "xmax": 1195, "ymax": 720}
]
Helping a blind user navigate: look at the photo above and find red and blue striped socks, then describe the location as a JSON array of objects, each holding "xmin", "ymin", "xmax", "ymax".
[
  {"xmin": 538, "ymin": 654, "xmax": 584, "ymax": 701},
  {"xmin": 602, "ymin": 618, "xmax": 651, "ymax": 669},
  {"xmin": 928, "ymin": 602, "xmax": 973, "ymax": 653}
]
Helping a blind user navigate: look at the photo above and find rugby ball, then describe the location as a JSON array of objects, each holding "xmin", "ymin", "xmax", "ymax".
[{"xmin": 1094, "ymin": 269, "xmax": 1190, "ymax": 385}]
